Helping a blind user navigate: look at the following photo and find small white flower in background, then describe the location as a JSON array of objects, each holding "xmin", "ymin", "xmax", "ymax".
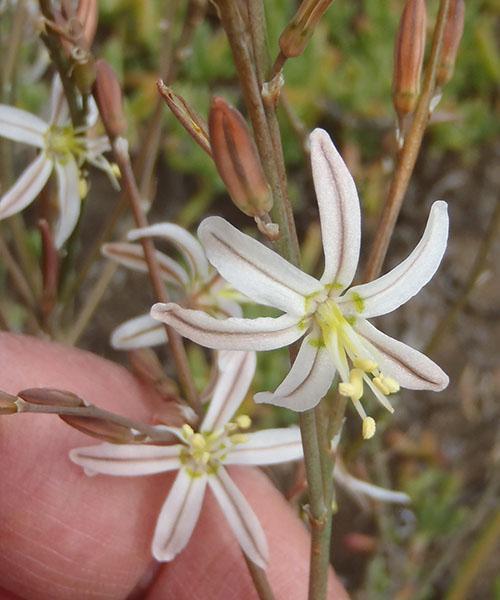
[
  {"xmin": 103, "ymin": 222, "xmax": 245, "ymax": 350},
  {"xmin": 151, "ymin": 129, "xmax": 449, "ymax": 438},
  {"xmin": 0, "ymin": 75, "xmax": 116, "ymax": 247},
  {"xmin": 70, "ymin": 350, "xmax": 303, "ymax": 566}
]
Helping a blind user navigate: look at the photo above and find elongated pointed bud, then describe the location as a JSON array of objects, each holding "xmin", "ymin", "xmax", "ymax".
[
  {"xmin": 60, "ymin": 415, "xmax": 147, "ymax": 443},
  {"xmin": 18, "ymin": 388, "xmax": 86, "ymax": 407},
  {"xmin": 392, "ymin": 0, "xmax": 427, "ymax": 121},
  {"xmin": 157, "ymin": 80, "xmax": 211, "ymax": 156},
  {"xmin": 38, "ymin": 219, "xmax": 60, "ymax": 320},
  {"xmin": 279, "ymin": 0, "xmax": 334, "ymax": 58},
  {"xmin": 209, "ymin": 96, "xmax": 272, "ymax": 218},
  {"xmin": 0, "ymin": 390, "xmax": 18, "ymax": 414},
  {"xmin": 436, "ymin": 0, "xmax": 465, "ymax": 88},
  {"xmin": 93, "ymin": 59, "xmax": 127, "ymax": 139}
]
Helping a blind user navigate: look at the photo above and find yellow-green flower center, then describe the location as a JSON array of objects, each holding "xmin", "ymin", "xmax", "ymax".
[{"xmin": 45, "ymin": 125, "xmax": 85, "ymax": 163}]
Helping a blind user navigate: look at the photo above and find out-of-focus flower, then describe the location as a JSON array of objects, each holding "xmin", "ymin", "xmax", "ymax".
[
  {"xmin": 70, "ymin": 351, "xmax": 303, "ymax": 566},
  {"xmin": 0, "ymin": 76, "xmax": 115, "ymax": 247},
  {"xmin": 103, "ymin": 223, "xmax": 245, "ymax": 350},
  {"xmin": 152, "ymin": 129, "xmax": 449, "ymax": 438}
]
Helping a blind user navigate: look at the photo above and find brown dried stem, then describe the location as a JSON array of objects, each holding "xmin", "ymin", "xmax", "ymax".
[{"xmin": 363, "ymin": 0, "xmax": 452, "ymax": 282}]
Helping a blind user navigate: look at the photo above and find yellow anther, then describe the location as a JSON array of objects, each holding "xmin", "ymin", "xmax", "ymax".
[
  {"xmin": 362, "ymin": 417, "xmax": 376, "ymax": 439},
  {"xmin": 236, "ymin": 415, "xmax": 251, "ymax": 429},
  {"xmin": 78, "ymin": 177, "xmax": 89, "ymax": 198},
  {"xmin": 181, "ymin": 424, "xmax": 194, "ymax": 438},
  {"xmin": 230, "ymin": 433, "xmax": 249, "ymax": 445},
  {"xmin": 384, "ymin": 377, "xmax": 400, "ymax": 394},
  {"xmin": 111, "ymin": 163, "xmax": 121, "ymax": 178},
  {"xmin": 339, "ymin": 382, "xmax": 356, "ymax": 398},
  {"xmin": 191, "ymin": 433, "xmax": 206, "ymax": 449},
  {"xmin": 339, "ymin": 368, "xmax": 364, "ymax": 402},
  {"xmin": 373, "ymin": 376, "xmax": 391, "ymax": 395},
  {"xmin": 201, "ymin": 451, "xmax": 210, "ymax": 465},
  {"xmin": 353, "ymin": 358, "xmax": 378, "ymax": 373}
]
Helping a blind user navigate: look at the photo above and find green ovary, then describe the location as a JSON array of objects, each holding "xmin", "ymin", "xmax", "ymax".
[{"xmin": 45, "ymin": 126, "xmax": 85, "ymax": 163}]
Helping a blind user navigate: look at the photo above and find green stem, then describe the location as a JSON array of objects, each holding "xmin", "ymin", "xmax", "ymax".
[{"xmin": 243, "ymin": 555, "xmax": 276, "ymax": 600}]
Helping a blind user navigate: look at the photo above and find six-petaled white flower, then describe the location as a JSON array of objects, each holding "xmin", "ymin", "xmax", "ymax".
[
  {"xmin": 151, "ymin": 129, "xmax": 449, "ymax": 437},
  {"xmin": 0, "ymin": 76, "xmax": 116, "ymax": 247},
  {"xmin": 103, "ymin": 222, "xmax": 245, "ymax": 350},
  {"xmin": 70, "ymin": 350, "xmax": 303, "ymax": 566}
]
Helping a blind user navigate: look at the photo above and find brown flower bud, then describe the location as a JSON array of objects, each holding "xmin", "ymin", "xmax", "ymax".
[
  {"xmin": 60, "ymin": 415, "xmax": 146, "ymax": 444},
  {"xmin": 0, "ymin": 390, "xmax": 18, "ymax": 415},
  {"xmin": 38, "ymin": 219, "xmax": 59, "ymax": 320},
  {"xmin": 392, "ymin": 0, "xmax": 427, "ymax": 120},
  {"xmin": 157, "ymin": 80, "xmax": 211, "ymax": 156},
  {"xmin": 76, "ymin": 0, "xmax": 98, "ymax": 50},
  {"xmin": 279, "ymin": 0, "xmax": 334, "ymax": 58},
  {"xmin": 93, "ymin": 59, "xmax": 127, "ymax": 139},
  {"xmin": 436, "ymin": 0, "xmax": 465, "ymax": 88},
  {"xmin": 18, "ymin": 388, "xmax": 86, "ymax": 408},
  {"xmin": 209, "ymin": 96, "xmax": 272, "ymax": 218}
]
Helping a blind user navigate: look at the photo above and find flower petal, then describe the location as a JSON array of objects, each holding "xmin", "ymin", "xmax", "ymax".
[
  {"xmin": 208, "ymin": 467, "xmax": 268, "ymax": 568},
  {"xmin": 201, "ymin": 351, "xmax": 256, "ymax": 431},
  {"xmin": 198, "ymin": 216, "xmax": 322, "ymax": 316},
  {"xmin": 355, "ymin": 319, "xmax": 449, "ymax": 391},
  {"xmin": 111, "ymin": 313, "xmax": 167, "ymax": 350},
  {"xmin": 0, "ymin": 154, "xmax": 52, "ymax": 220},
  {"xmin": 151, "ymin": 303, "xmax": 305, "ymax": 351},
  {"xmin": 128, "ymin": 223, "xmax": 209, "ymax": 281},
  {"xmin": 0, "ymin": 105, "xmax": 47, "ymax": 147},
  {"xmin": 53, "ymin": 158, "xmax": 81, "ymax": 248},
  {"xmin": 48, "ymin": 74, "xmax": 69, "ymax": 126},
  {"xmin": 225, "ymin": 427, "xmax": 303, "ymax": 465},
  {"xmin": 152, "ymin": 470, "xmax": 207, "ymax": 562},
  {"xmin": 69, "ymin": 442, "xmax": 183, "ymax": 476},
  {"xmin": 254, "ymin": 333, "xmax": 335, "ymax": 411},
  {"xmin": 310, "ymin": 128, "xmax": 361, "ymax": 290},
  {"xmin": 102, "ymin": 241, "xmax": 189, "ymax": 287},
  {"xmin": 340, "ymin": 201, "xmax": 449, "ymax": 318}
]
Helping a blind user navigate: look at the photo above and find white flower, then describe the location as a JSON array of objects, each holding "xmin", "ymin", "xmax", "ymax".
[
  {"xmin": 0, "ymin": 76, "xmax": 115, "ymax": 247},
  {"xmin": 70, "ymin": 350, "xmax": 303, "ymax": 566},
  {"xmin": 151, "ymin": 129, "xmax": 449, "ymax": 437},
  {"xmin": 103, "ymin": 223, "xmax": 246, "ymax": 350}
]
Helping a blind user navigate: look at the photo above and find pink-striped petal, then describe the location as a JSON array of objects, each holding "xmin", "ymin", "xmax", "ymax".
[
  {"xmin": 254, "ymin": 333, "xmax": 335, "ymax": 411},
  {"xmin": 152, "ymin": 470, "xmax": 207, "ymax": 562},
  {"xmin": 225, "ymin": 428, "xmax": 303, "ymax": 465},
  {"xmin": 208, "ymin": 467, "xmax": 268, "ymax": 568},
  {"xmin": 69, "ymin": 442, "xmax": 183, "ymax": 476},
  {"xmin": 151, "ymin": 303, "xmax": 305, "ymax": 351},
  {"xmin": 199, "ymin": 216, "xmax": 321, "ymax": 316},
  {"xmin": 111, "ymin": 314, "xmax": 167, "ymax": 350},
  {"xmin": 0, "ymin": 154, "xmax": 52, "ymax": 219},
  {"xmin": 339, "ymin": 201, "xmax": 449, "ymax": 318},
  {"xmin": 310, "ymin": 128, "xmax": 361, "ymax": 290},
  {"xmin": 0, "ymin": 105, "xmax": 47, "ymax": 147},
  {"xmin": 201, "ymin": 351, "xmax": 256, "ymax": 431},
  {"xmin": 53, "ymin": 158, "xmax": 81, "ymax": 248},
  {"xmin": 355, "ymin": 319, "xmax": 449, "ymax": 391}
]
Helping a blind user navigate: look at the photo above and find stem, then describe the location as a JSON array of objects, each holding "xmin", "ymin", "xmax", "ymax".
[
  {"xmin": 111, "ymin": 140, "xmax": 201, "ymax": 418},
  {"xmin": 243, "ymin": 555, "xmax": 276, "ymax": 600},
  {"xmin": 426, "ymin": 198, "xmax": 500, "ymax": 353},
  {"xmin": 363, "ymin": 0, "xmax": 452, "ymax": 281},
  {"xmin": 15, "ymin": 397, "xmax": 174, "ymax": 443}
]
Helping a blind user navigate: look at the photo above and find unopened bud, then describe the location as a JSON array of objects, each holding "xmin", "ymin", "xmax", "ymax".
[
  {"xmin": 0, "ymin": 390, "xmax": 18, "ymax": 414},
  {"xmin": 76, "ymin": 0, "xmax": 98, "ymax": 50},
  {"xmin": 128, "ymin": 348, "xmax": 177, "ymax": 399},
  {"xmin": 209, "ymin": 96, "xmax": 272, "ymax": 218},
  {"xmin": 436, "ymin": 0, "xmax": 465, "ymax": 88},
  {"xmin": 72, "ymin": 55, "xmax": 97, "ymax": 95},
  {"xmin": 93, "ymin": 59, "xmax": 127, "ymax": 138},
  {"xmin": 60, "ymin": 415, "xmax": 145, "ymax": 443},
  {"xmin": 157, "ymin": 80, "xmax": 211, "ymax": 156},
  {"xmin": 392, "ymin": 0, "xmax": 427, "ymax": 120},
  {"xmin": 279, "ymin": 0, "xmax": 334, "ymax": 58},
  {"xmin": 18, "ymin": 388, "xmax": 86, "ymax": 407}
]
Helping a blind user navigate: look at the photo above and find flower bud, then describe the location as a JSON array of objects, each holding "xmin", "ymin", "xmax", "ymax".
[
  {"xmin": 392, "ymin": 0, "xmax": 427, "ymax": 120},
  {"xmin": 93, "ymin": 59, "xmax": 127, "ymax": 139},
  {"xmin": 60, "ymin": 415, "xmax": 146, "ymax": 444},
  {"xmin": 208, "ymin": 96, "xmax": 272, "ymax": 218},
  {"xmin": 128, "ymin": 348, "xmax": 177, "ymax": 399},
  {"xmin": 0, "ymin": 390, "xmax": 18, "ymax": 415},
  {"xmin": 76, "ymin": 0, "xmax": 98, "ymax": 50},
  {"xmin": 157, "ymin": 80, "xmax": 211, "ymax": 156},
  {"xmin": 436, "ymin": 0, "xmax": 465, "ymax": 88},
  {"xmin": 18, "ymin": 388, "xmax": 86, "ymax": 407},
  {"xmin": 279, "ymin": 0, "xmax": 334, "ymax": 58}
]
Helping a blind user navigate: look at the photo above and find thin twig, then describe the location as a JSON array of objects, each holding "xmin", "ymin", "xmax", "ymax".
[
  {"xmin": 363, "ymin": 0, "xmax": 452, "ymax": 282},
  {"xmin": 243, "ymin": 555, "xmax": 276, "ymax": 600}
]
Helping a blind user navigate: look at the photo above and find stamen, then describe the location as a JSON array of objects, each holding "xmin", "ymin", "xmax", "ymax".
[
  {"xmin": 362, "ymin": 417, "xmax": 376, "ymax": 439},
  {"xmin": 181, "ymin": 424, "xmax": 194, "ymax": 439},
  {"xmin": 338, "ymin": 368, "xmax": 364, "ymax": 402},
  {"xmin": 353, "ymin": 358, "xmax": 378, "ymax": 373},
  {"xmin": 191, "ymin": 433, "xmax": 206, "ymax": 449},
  {"xmin": 235, "ymin": 414, "xmax": 251, "ymax": 429}
]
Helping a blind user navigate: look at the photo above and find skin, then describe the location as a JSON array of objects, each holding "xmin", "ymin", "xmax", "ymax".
[{"xmin": 0, "ymin": 333, "xmax": 348, "ymax": 600}]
